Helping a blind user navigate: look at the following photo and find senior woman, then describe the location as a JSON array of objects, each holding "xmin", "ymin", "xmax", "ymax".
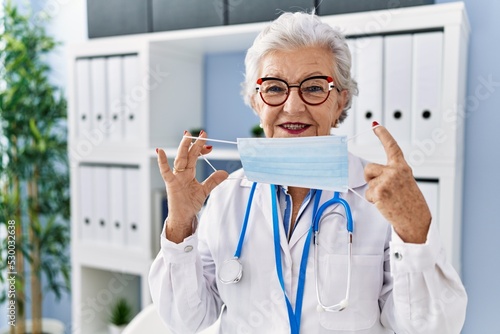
[{"xmin": 149, "ymin": 12, "xmax": 467, "ymax": 334}]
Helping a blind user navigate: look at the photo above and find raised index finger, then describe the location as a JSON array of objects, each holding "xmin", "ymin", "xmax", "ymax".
[{"xmin": 373, "ymin": 124, "xmax": 404, "ymax": 164}]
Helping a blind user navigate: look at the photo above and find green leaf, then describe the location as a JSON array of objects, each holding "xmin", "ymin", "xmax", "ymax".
[
  {"xmin": 0, "ymin": 0, "xmax": 71, "ymax": 312},
  {"xmin": 109, "ymin": 298, "xmax": 134, "ymax": 326}
]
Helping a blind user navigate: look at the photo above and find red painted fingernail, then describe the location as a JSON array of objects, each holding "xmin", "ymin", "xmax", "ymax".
[
  {"xmin": 372, "ymin": 121, "xmax": 379, "ymax": 127},
  {"xmin": 183, "ymin": 130, "xmax": 188, "ymax": 135},
  {"xmin": 206, "ymin": 145, "xmax": 213, "ymax": 150},
  {"xmin": 200, "ymin": 129, "xmax": 205, "ymax": 135},
  {"xmin": 155, "ymin": 148, "xmax": 159, "ymax": 154}
]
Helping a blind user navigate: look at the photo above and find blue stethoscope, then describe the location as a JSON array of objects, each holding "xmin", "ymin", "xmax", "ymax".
[{"xmin": 217, "ymin": 182, "xmax": 354, "ymax": 333}]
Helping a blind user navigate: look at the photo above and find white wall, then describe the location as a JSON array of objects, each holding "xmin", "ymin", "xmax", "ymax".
[{"xmin": 32, "ymin": 0, "xmax": 88, "ymax": 87}]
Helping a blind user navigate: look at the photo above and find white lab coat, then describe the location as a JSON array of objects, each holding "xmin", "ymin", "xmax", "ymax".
[{"xmin": 149, "ymin": 154, "xmax": 467, "ymax": 334}]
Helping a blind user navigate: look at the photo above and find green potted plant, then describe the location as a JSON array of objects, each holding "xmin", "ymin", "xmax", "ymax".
[
  {"xmin": 108, "ymin": 298, "xmax": 133, "ymax": 334},
  {"xmin": 0, "ymin": 2, "xmax": 70, "ymax": 334},
  {"xmin": 250, "ymin": 124, "xmax": 264, "ymax": 137}
]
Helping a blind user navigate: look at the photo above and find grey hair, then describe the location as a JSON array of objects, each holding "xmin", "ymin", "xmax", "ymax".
[{"xmin": 242, "ymin": 11, "xmax": 358, "ymax": 124}]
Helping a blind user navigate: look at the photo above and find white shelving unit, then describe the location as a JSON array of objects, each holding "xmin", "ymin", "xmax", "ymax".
[{"xmin": 68, "ymin": 3, "xmax": 469, "ymax": 333}]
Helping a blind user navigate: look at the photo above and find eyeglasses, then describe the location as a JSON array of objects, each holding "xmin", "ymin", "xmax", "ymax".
[{"xmin": 256, "ymin": 75, "xmax": 339, "ymax": 106}]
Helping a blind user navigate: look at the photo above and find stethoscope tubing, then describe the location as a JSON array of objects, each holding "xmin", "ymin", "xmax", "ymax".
[
  {"xmin": 312, "ymin": 192, "xmax": 354, "ymax": 312},
  {"xmin": 219, "ymin": 182, "xmax": 354, "ymax": 316},
  {"xmin": 313, "ymin": 192, "xmax": 353, "ymax": 233}
]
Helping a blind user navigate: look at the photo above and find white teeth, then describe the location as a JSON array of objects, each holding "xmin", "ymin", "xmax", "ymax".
[{"xmin": 283, "ymin": 124, "xmax": 306, "ymax": 130}]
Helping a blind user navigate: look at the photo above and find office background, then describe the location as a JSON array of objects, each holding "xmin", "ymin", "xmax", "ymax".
[{"xmin": 1, "ymin": 0, "xmax": 499, "ymax": 333}]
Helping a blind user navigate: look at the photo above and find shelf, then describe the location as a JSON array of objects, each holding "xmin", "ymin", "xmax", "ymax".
[
  {"xmin": 69, "ymin": 145, "xmax": 146, "ymax": 166},
  {"xmin": 74, "ymin": 243, "xmax": 153, "ymax": 274}
]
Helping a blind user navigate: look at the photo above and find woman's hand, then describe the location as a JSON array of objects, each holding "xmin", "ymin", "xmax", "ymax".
[
  {"xmin": 364, "ymin": 125, "xmax": 431, "ymax": 244},
  {"xmin": 157, "ymin": 130, "xmax": 228, "ymax": 243}
]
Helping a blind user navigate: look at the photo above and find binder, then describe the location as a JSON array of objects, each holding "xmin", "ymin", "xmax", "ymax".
[
  {"xmin": 90, "ymin": 57, "xmax": 108, "ymax": 139},
  {"xmin": 75, "ymin": 59, "xmax": 92, "ymax": 138},
  {"xmin": 355, "ymin": 36, "xmax": 383, "ymax": 144},
  {"xmin": 332, "ymin": 38, "xmax": 357, "ymax": 138},
  {"xmin": 152, "ymin": 189, "xmax": 168, "ymax": 252},
  {"xmin": 106, "ymin": 56, "xmax": 124, "ymax": 142},
  {"xmin": 412, "ymin": 32, "xmax": 443, "ymax": 144},
  {"xmin": 384, "ymin": 34, "xmax": 413, "ymax": 144},
  {"xmin": 93, "ymin": 166, "xmax": 110, "ymax": 242},
  {"xmin": 122, "ymin": 55, "xmax": 140, "ymax": 142},
  {"xmin": 109, "ymin": 166, "xmax": 126, "ymax": 246},
  {"xmin": 417, "ymin": 180, "xmax": 439, "ymax": 226},
  {"xmin": 78, "ymin": 165, "xmax": 95, "ymax": 241},
  {"xmin": 124, "ymin": 167, "xmax": 142, "ymax": 251}
]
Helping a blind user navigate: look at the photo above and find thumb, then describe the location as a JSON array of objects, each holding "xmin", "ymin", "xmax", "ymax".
[{"xmin": 202, "ymin": 170, "xmax": 229, "ymax": 194}]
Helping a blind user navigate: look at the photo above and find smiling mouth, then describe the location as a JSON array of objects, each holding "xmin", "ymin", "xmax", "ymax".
[{"xmin": 281, "ymin": 123, "xmax": 309, "ymax": 130}]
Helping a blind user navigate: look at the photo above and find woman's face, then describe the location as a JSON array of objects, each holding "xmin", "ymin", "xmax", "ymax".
[{"xmin": 252, "ymin": 46, "xmax": 346, "ymax": 138}]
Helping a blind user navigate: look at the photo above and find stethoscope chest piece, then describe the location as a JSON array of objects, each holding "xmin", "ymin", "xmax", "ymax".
[{"xmin": 218, "ymin": 258, "xmax": 243, "ymax": 284}]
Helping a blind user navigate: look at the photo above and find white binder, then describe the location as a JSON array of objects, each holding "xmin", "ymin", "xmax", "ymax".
[
  {"xmin": 106, "ymin": 56, "xmax": 124, "ymax": 142},
  {"xmin": 109, "ymin": 166, "xmax": 126, "ymax": 246},
  {"xmin": 384, "ymin": 34, "xmax": 413, "ymax": 144},
  {"xmin": 355, "ymin": 36, "xmax": 384, "ymax": 144},
  {"xmin": 75, "ymin": 59, "xmax": 92, "ymax": 139},
  {"xmin": 93, "ymin": 166, "xmax": 110, "ymax": 243},
  {"xmin": 411, "ymin": 32, "xmax": 443, "ymax": 144},
  {"xmin": 122, "ymin": 55, "xmax": 140, "ymax": 142},
  {"xmin": 124, "ymin": 167, "xmax": 142, "ymax": 251},
  {"xmin": 90, "ymin": 57, "xmax": 108, "ymax": 140},
  {"xmin": 417, "ymin": 180, "xmax": 439, "ymax": 227},
  {"xmin": 332, "ymin": 38, "xmax": 357, "ymax": 138},
  {"xmin": 78, "ymin": 165, "xmax": 95, "ymax": 241}
]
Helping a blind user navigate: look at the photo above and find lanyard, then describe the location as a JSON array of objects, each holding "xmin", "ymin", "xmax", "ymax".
[{"xmin": 270, "ymin": 184, "xmax": 322, "ymax": 334}]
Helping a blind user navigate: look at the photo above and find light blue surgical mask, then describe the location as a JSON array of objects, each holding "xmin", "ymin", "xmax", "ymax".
[{"xmin": 237, "ymin": 135, "xmax": 348, "ymax": 192}]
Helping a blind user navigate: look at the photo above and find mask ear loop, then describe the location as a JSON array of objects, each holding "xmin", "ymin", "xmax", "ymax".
[
  {"xmin": 347, "ymin": 187, "xmax": 371, "ymax": 205},
  {"xmin": 183, "ymin": 135, "xmax": 246, "ymax": 181},
  {"xmin": 345, "ymin": 124, "xmax": 381, "ymax": 142}
]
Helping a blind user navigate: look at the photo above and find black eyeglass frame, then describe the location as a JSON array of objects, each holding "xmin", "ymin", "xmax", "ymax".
[{"xmin": 255, "ymin": 75, "xmax": 340, "ymax": 106}]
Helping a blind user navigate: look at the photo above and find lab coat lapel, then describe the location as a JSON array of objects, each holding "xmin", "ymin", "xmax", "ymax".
[
  {"xmin": 253, "ymin": 183, "xmax": 292, "ymax": 264},
  {"xmin": 287, "ymin": 196, "xmax": 316, "ymax": 250},
  {"xmin": 287, "ymin": 190, "xmax": 337, "ymax": 249}
]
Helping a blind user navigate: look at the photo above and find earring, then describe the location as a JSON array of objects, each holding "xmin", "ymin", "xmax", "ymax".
[{"xmin": 259, "ymin": 123, "xmax": 263, "ymax": 128}]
